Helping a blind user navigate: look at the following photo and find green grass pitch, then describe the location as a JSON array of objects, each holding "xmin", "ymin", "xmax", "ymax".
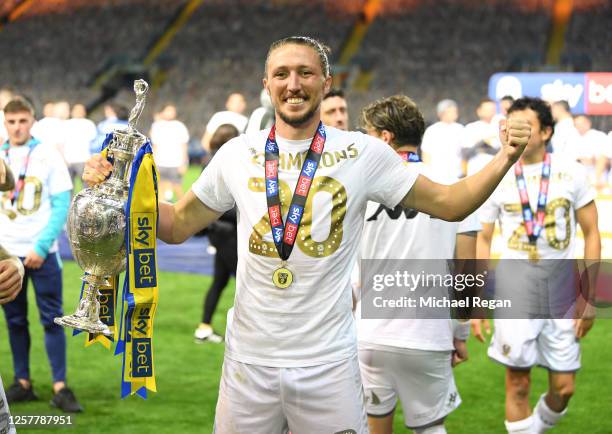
[{"xmin": 1, "ymin": 262, "xmax": 611, "ymax": 433}]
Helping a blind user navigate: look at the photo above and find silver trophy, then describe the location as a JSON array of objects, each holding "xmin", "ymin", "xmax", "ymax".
[{"xmin": 54, "ymin": 80, "xmax": 150, "ymax": 336}]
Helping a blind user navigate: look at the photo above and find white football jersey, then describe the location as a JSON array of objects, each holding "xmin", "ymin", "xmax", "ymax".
[
  {"xmin": 0, "ymin": 140, "xmax": 73, "ymax": 256},
  {"xmin": 150, "ymin": 119, "xmax": 190, "ymax": 168},
  {"xmin": 205, "ymin": 110, "xmax": 248, "ymax": 135},
  {"xmin": 192, "ymin": 126, "xmax": 418, "ymax": 367},
  {"xmin": 480, "ymin": 154, "xmax": 595, "ymax": 260},
  {"xmin": 421, "ymin": 121, "xmax": 465, "ymax": 178},
  {"xmin": 356, "ymin": 162, "xmax": 480, "ymax": 351},
  {"xmin": 63, "ymin": 118, "xmax": 97, "ymax": 164}
]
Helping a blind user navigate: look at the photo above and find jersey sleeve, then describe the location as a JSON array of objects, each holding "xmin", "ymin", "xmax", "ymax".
[
  {"xmin": 205, "ymin": 113, "xmax": 221, "ymax": 135},
  {"xmin": 573, "ymin": 161, "xmax": 596, "ymax": 209},
  {"xmin": 362, "ymin": 135, "xmax": 419, "ymax": 209},
  {"xmin": 191, "ymin": 139, "xmax": 236, "ymax": 212},
  {"xmin": 457, "ymin": 210, "xmax": 482, "ymax": 234}
]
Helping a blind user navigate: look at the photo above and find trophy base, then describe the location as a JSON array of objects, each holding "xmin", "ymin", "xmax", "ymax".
[{"xmin": 54, "ymin": 315, "xmax": 112, "ymax": 337}]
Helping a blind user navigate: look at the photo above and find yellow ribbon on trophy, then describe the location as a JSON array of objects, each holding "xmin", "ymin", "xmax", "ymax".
[{"xmin": 119, "ymin": 141, "xmax": 159, "ymax": 399}]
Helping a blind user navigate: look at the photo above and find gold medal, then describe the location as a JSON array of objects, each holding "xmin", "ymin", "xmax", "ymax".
[
  {"xmin": 528, "ymin": 247, "xmax": 539, "ymax": 264},
  {"xmin": 272, "ymin": 266, "xmax": 293, "ymax": 289}
]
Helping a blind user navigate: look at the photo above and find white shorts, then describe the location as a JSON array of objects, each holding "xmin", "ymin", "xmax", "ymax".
[
  {"xmin": 488, "ymin": 319, "xmax": 580, "ymax": 372},
  {"xmin": 358, "ymin": 346, "xmax": 460, "ymax": 429},
  {"xmin": 213, "ymin": 354, "xmax": 368, "ymax": 434}
]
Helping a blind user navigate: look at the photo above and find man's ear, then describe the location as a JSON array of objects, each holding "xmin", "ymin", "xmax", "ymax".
[
  {"xmin": 380, "ymin": 130, "xmax": 395, "ymax": 145},
  {"xmin": 541, "ymin": 125, "xmax": 553, "ymax": 143},
  {"xmin": 323, "ymin": 75, "xmax": 332, "ymax": 95}
]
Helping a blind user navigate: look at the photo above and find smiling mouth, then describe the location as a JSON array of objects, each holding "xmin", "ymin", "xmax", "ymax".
[{"xmin": 286, "ymin": 97, "xmax": 306, "ymax": 105}]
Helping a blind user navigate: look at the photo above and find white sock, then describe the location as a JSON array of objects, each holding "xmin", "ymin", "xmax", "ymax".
[
  {"xmin": 414, "ymin": 423, "xmax": 447, "ymax": 434},
  {"xmin": 533, "ymin": 394, "xmax": 567, "ymax": 433},
  {"xmin": 504, "ymin": 415, "xmax": 534, "ymax": 434}
]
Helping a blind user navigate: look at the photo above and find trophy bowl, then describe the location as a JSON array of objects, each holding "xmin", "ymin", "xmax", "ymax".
[{"xmin": 54, "ymin": 80, "xmax": 149, "ymax": 336}]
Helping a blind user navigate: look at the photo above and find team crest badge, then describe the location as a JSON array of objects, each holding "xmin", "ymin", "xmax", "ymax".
[{"xmin": 502, "ymin": 344, "xmax": 511, "ymax": 356}]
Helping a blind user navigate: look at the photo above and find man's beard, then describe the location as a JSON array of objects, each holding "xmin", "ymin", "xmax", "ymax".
[{"xmin": 277, "ymin": 102, "xmax": 319, "ymax": 128}]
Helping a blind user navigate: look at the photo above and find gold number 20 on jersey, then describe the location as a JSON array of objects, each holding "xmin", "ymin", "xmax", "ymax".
[
  {"xmin": 248, "ymin": 176, "xmax": 347, "ymax": 258},
  {"xmin": 508, "ymin": 198, "xmax": 571, "ymax": 255}
]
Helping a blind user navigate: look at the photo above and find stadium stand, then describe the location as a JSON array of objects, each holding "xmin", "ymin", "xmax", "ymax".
[{"xmin": 0, "ymin": 0, "xmax": 609, "ymax": 132}]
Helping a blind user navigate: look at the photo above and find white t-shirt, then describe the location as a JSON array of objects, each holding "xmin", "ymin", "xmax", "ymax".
[
  {"xmin": 421, "ymin": 121, "xmax": 465, "ymax": 178},
  {"xmin": 150, "ymin": 119, "xmax": 190, "ymax": 168},
  {"xmin": 205, "ymin": 111, "xmax": 248, "ymax": 135},
  {"xmin": 63, "ymin": 118, "xmax": 97, "ymax": 164},
  {"xmin": 0, "ymin": 141, "xmax": 73, "ymax": 256},
  {"xmin": 245, "ymin": 107, "xmax": 275, "ymax": 135},
  {"xmin": 192, "ymin": 126, "xmax": 418, "ymax": 367},
  {"xmin": 463, "ymin": 120, "xmax": 499, "ymax": 150},
  {"xmin": 31, "ymin": 117, "xmax": 65, "ymax": 148},
  {"xmin": 551, "ymin": 118, "xmax": 579, "ymax": 160},
  {"xmin": 575, "ymin": 129, "xmax": 608, "ymax": 160},
  {"xmin": 356, "ymin": 162, "xmax": 480, "ymax": 352},
  {"xmin": 480, "ymin": 154, "xmax": 594, "ymax": 260}
]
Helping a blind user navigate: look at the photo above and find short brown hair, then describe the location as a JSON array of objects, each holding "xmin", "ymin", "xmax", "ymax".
[
  {"xmin": 361, "ymin": 95, "xmax": 425, "ymax": 147},
  {"xmin": 210, "ymin": 124, "xmax": 239, "ymax": 152},
  {"xmin": 3, "ymin": 97, "xmax": 35, "ymax": 116},
  {"xmin": 265, "ymin": 36, "xmax": 331, "ymax": 78}
]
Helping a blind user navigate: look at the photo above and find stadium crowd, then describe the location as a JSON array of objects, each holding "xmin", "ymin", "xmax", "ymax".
[{"xmin": 1, "ymin": 0, "xmax": 609, "ymax": 137}]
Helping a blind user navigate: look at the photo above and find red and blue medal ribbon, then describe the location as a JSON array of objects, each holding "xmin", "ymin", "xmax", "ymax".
[
  {"xmin": 398, "ymin": 151, "xmax": 421, "ymax": 163},
  {"xmin": 264, "ymin": 122, "xmax": 326, "ymax": 260},
  {"xmin": 514, "ymin": 153, "xmax": 551, "ymax": 244},
  {"xmin": 1, "ymin": 138, "xmax": 40, "ymax": 205}
]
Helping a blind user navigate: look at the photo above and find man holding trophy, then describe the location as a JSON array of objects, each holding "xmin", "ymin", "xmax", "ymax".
[
  {"xmin": 83, "ymin": 36, "xmax": 531, "ymax": 432},
  {"xmin": 0, "ymin": 97, "xmax": 82, "ymax": 413}
]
